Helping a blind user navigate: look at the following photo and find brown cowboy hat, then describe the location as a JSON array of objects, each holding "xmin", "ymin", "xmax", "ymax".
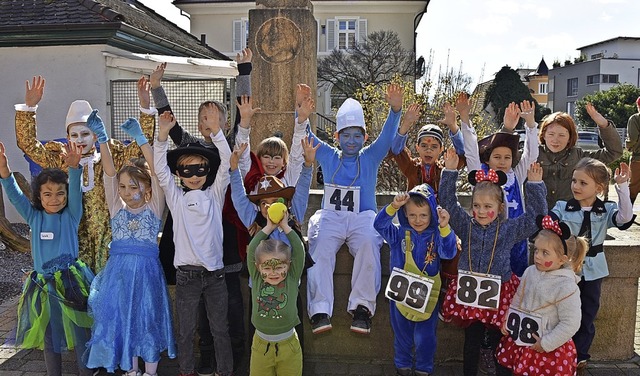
[
  {"xmin": 478, "ymin": 132, "xmax": 520, "ymax": 167},
  {"xmin": 248, "ymin": 175, "xmax": 295, "ymax": 203}
]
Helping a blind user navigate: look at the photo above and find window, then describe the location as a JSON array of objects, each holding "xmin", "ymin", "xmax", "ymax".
[
  {"xmin": 566, "ymin": 102, "xmax": 575, "ymax": 116},
  {"xmin": 538, "ymin": 83, "xmax": 548, "ymax": 94},
  {"xmin": 567, "ymin": 78, "xmax": 578, "ymax": 97},
  {"xmin": 232, "ymin": 18, "xmax": 249, "ymax": 52},
  {"xmin": 591, "ymin": 53, "xmax": 604, "ymax": 60},
  {"xmin": 587, "ymin": 75, "xmax": 600, "ymax": 85},
  {"xmin": 326, "ymin": 18, "xmax": 367, "ymax": 51},
  {"xmin": 602, "ymin": 74, "xmax": 619, "ymax": 84}
]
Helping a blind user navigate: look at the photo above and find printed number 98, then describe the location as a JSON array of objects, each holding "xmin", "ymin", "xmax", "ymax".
[{"xmin": 506, "ymin": 312, "xmax": 539, "ymax": 345}]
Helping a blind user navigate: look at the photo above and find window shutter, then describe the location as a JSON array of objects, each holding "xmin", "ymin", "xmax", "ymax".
[
  {"xmin": 357, "ymin": 19, "xmax": 367, "ymax": 43},
  {"xmin": 233, "ymin": 19, "xmax": 243, "ymax": 52},
  {"xmin": 327, "ymin": 19, "xmax": 336, "ymax": 51}
]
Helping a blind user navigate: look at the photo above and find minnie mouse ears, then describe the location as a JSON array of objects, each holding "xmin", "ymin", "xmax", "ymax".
[
  {"xmin": 534, "ymin": 213, "xmax": 572, "ymax": 254},
  {"xmin": 468, "ymin": 169, "xmax": 508, "ymax": 186}
]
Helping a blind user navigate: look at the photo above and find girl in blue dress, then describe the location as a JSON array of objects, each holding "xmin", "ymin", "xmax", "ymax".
[
  {"xmin": 0, "ymin": 141, "xmax": 94, "ymax": 376},
  {"xmin": 83, "ymin": 101, "xmax": 176, "ymax": 375}
]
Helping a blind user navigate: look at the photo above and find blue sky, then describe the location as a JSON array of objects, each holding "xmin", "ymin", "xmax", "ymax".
[{"xmin": 141, "ymin": 0, "xmax": 639, "ymax": 89}]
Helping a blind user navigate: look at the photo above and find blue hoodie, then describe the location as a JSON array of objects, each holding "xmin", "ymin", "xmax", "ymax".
[{"xmin": 374, "ymin": 184, "xmax": 457, "ymax": 276}]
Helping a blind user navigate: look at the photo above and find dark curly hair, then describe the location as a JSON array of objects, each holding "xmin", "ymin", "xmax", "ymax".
[{"xmin": 31, "ymin": 168, "xmax": 69, "ymax": 211}]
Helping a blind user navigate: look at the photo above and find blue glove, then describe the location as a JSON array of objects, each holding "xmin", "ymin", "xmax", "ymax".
[
  {"xmin": 86, "ymin": 109, "xmax": 109, "ymax": 144},
  {"xmin": 120, "ymin": 118, "xmax": 147, "ymax": 146}
]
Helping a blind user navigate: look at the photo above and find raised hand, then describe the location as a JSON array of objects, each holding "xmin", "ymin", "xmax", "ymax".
[
  {"xmin": 385, "ymin": 84, "xmax": 404, "ymax": 113},
  {"xmin": 527, "ymin": 162, "xmax": 543, "ymax": 182},
  {"xmin": 519, "ymin": 100, "xmax": 536, "ymax": 126},
  {"xmin": 437, "ymin": 207, "xmax": 450, "ymax": 228},
  {"xmin": 237, "ymin": 95, "xmax": 260, "ymax": 129},
  {"xmin": 443, "ymin": 147, "xmax": 459, "ymax": 170},
  {"xmin": 120, "ymin": 118, "xmax": 147, "ymax": 146},
  {"xmin": 137, "ymin": 76, "xmax": 151, "ymax": 110},
  {"xmin": 399, "ymin": 103, "xmax": 421, "ymax": 135},
  {"xmin": 64, "ymin": 141, "xmax": 82, "ymax": 168},
  {"xmin": 297, "ymin": 96, "xmax": 315, "ymax": 123},
  {"xmin": 158, "ymin": 111, "xmax": 176, "ymax": 141},
  {"xmin": 391, "ymin": 192, "xmax": 410, "ymax": 210},
  {"xmin": 503, "ymin": 102, "xmax": 521, "ymax": 131},
  {"xmin": 86, "ymin": 110, "xmax": 109, "ymax": 144},
  {"xmin": 230, "ymin": 143, "xmax": 248, "ymax": 171},
  {"xmin": 236, "ymin": 47, "xmax": 252, "ymax": 64},
  {"xmin": 586, "ymin": 103, "xmax": 609, "ymax": 127},
  {"xmin": 25, "ymin": 76, "xmax": 45, "ymax": 107},
  {"xmin": 454, "ymin": 92, "xmax": 471, "ymax": 124},
  {"xmin": 615, "ymin": 162, "xmax": 630, "ymax": 184},
  {"xmin": 149, "ymin": 62, "xmax": 166, "ymax": 89},
  {"xmin": 296, "ymin": 84, "xmax": 312, "ymax": 109},
  {"xmin": 301, "ymin": 136, "xmax": 320, "ymax": 166},
  {"xmin": 277, "ymin": 210, "xmax": 291, "ymax": 232},
  {"xmin": 439, "ymin": 102, "xmax": 456, "ymax": 130},
  {"xmin": 0, "ymin": 142, "xmax": 9, "ymax": 176}
]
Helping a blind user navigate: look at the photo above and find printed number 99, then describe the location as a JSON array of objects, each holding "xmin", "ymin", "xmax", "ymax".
[{"xmin": 388, "ymin": 275, "xmax": 427, "ymax": 309}]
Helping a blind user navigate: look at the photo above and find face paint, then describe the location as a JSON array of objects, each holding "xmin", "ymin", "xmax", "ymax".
[
  {"xmin": 257, "ymin": 257, "xmax": 290, "ymax": 286},
  {"xmin": 472, "ymin": 211, "xmax": 476, "ymax": 218},
  {"xmin": 487, "ymin": 211, "xmax": 495, "ymax": 219},
  {"xmin": 544, "ymin": 261, "xmax": 553, "ymax": 267}
]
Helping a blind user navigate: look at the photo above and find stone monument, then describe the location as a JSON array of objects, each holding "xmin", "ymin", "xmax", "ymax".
[{"xmin": 248, "ymin": 0, "xmax": 317, "ymax": 151}]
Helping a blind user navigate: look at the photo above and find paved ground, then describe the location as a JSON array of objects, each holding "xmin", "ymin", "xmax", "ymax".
[{"xmin": 1, "ymin": 294, "xmax": 639, "ymax": 376}]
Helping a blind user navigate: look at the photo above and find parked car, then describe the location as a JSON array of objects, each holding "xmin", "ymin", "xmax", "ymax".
[
  {"xmin": 515, "ymin": 129, "xmax": 526, "ymax": 149},
  {"xmin": 577, "ymin": 131, "xmax": 603, "ymax": 150}
]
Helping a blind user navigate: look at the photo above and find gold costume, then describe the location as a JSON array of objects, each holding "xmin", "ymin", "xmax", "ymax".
[{"xmin": 15, "ymin": 110, "xmax": 155, "ymax": 272}]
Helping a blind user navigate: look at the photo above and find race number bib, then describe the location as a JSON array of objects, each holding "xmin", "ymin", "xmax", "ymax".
[
  {"xmin": 385, "ymin": 267, "xmax": 435, "ymax": 314},
  {"xmin": 455, "ymin": 270, "xmax": 501, "ymax": 310},
  {"xmin": 323, "ymin": 183, "xmax": 360, "ymax": 213},
  {"xmin": 506, "ymin": 307, "xmax": 543, "ymax": 346}
]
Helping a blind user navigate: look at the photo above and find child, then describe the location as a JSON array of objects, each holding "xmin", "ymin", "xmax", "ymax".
[
  {"xmin": 305, "ymin": 84, "xmax": 403, "ymax": 335},
  {"xmin": 0, "ymin": 141, "xmax": 93, "ymax": 376},
  {"xmin": 373, "ymin": 184, "xmax": 457, "ymax": 376},
  {"xmin": 16, "ymin": 75, "xmax": 156, "ymax": 272},
  {"xmin": 550, "ymin": 157, "xmax": 634, "ymax": 374},
  {"xmin": 537, "ymin": 103, "xmax": 623, "ymax": 209},
  {"xmin": 459, "ymin": 97, "xmax": 539, "ymax": 277},
  {"xmin": 496, "ymin": 214, "xmax": 587, "ymax": 376},
  {"xmin": 390, "ymin": 102, "xmax": 465, "ymax": 192},
  {"xmin": 153, "ymin": 110, "xmax": 233, "ymax": 376},
  {"xmin": 439, "ymin": 149, "xmax": 547, "ymax": 375},
  {"xmin": 247, "ymin": 211, "xmax": 306, "ymax": 375},
  {"xmin": 83, "ymin": 109, "xmax": 176, "ymax": 375},
  {"xmin": 150, "ymin": 54, "xmax": 254, "ymax": 373}
]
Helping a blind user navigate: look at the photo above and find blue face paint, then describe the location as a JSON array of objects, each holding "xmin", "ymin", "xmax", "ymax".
[{"xmin": 338, "ymin": 127, "xmax": 365, "ymax": 158}]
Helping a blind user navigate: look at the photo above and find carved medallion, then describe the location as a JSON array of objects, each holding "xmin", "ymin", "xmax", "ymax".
[{"xmin": 255, "ymin": 17, "xmax": 301, "ymax": 64}]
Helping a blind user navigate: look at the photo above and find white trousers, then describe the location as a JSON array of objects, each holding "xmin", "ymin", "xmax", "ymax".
[{"xmin": 306, "ymin": 209, "xmax": 382, "ymax": 318}]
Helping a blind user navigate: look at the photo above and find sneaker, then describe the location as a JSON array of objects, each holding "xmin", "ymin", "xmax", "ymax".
[
  {"xmin": 414, "ymin": 371, "xmax": 431, "ymax": 376},
  {"xmin": 197, "ymin": 362, "xmax": 214, "ymax": 376},
  {"xmin": 310, "ymin": 313, "xmax": 332, "ymax": 334},
  {"xmin": 350, "ymin": 305, "xmax": 372, "ymax": 334},
  {"xmin": 478, "ymin": 347, "xmax": 496, "ymax": 375},
  {"xmin": 396, "ymin": 367, "xmax": 413, "ymax": 376},
  {"xmin": 125, "ymin": 371, "xmax": 142, "ymax": 376},
  {"xmin": 576, "ymin": 360, "xmax": 587, "ymax": 376}
]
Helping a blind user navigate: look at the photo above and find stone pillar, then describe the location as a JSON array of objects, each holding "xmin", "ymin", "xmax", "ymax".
[{"xmin": 248, "ymin": 0, "xmax": 317, "ymax": 151}]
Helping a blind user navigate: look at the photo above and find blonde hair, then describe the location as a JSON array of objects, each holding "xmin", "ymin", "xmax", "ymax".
[
  {"xmin": 177, "ymin": 154, "xmax": 208, "ymax": 166},
  {"xmin": 257, "ymin": 137, "xmax": 289, "ymax": 166},
  {"xmin": 574, "ymin": 157, "xmax": 611, "ymax": 197},
  {"xmin": 117, "ymin": 158, "xmax": 152, "ymax": 194},
  {"xmin": 539, "ymin": 112, "xmax": 578, "ymax": 149},
  {"xmin": 472, "ymin": 181, "xmax": 506, "ymax": 220},
  {"xmin": 255, "ymin": 238, "xmax": 291, "ymax": 263},
  {"xmin": 535, "ymin": 229, "xmax": 588, "ymax": 273}
]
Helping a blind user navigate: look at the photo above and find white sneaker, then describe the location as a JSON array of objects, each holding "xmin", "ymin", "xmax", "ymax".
[{"xmin": 125, "ymin": 371, "xmax": 142, "ymax": 376}]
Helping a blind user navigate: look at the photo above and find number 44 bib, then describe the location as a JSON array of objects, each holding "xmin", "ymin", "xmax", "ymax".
[{"xmin": 323, "ymin": 183, "xmax": 360, "ymax": 213}]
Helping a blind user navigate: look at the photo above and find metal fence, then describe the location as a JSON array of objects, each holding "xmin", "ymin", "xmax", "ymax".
[{"xmin": 109, "ymin": 79, "xmax": 233, "ymax": 142}]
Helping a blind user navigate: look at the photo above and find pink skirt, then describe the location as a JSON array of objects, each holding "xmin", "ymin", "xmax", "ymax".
[
  {"xmin": 440, "ymin": 273, "xmax": 519, "ymax": 329},
  {"xmin": 496, "ymin": 335, "xmax": 577, "ymax": 376}
]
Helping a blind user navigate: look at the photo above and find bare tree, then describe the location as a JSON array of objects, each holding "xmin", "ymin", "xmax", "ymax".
[{"xmin": 318, "ymin": 30, "xmax": 415, "ymax": 99}]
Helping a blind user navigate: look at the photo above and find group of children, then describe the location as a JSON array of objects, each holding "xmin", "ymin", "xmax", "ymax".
[{"xmin": 4, "ymin": 52, "xmax": 635, "ymax": 376}]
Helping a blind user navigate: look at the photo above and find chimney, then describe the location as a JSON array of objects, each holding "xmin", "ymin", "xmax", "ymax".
[{"xmin": 200, "ymin": 34, "xmax": 207, "ymax": 46}]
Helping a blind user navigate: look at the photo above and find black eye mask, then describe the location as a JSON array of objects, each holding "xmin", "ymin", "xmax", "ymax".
[{"xmin": 178, "ymin": 163, "xmax": 210, "ymax": 178}]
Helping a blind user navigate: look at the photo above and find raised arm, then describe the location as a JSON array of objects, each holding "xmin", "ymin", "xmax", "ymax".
[
  {"xmin": 230, "ymin": 143, "xmax": 258, "ymax": 228},
  {"xmin": 63, "ymin": 142, "xmax": 83, "ymax": 221},
  {"xmin": 613, "ymin": 162, "xmax": 634, "ymax": 226},
  {"xmin": 457, "ymin": 94, "xmax": 481, "ymax": 172},
  {"xmin": 363, "ymin": 84, "xmax": 402, "ymax": 160},
  {"xmin": 86, "ymin": 110, "xmax": 115, "ymax": 177},
  {"xmin": 287, "ymin": 89, "xmax": 315, "ymax": 185},
  {"xmin": 391, "ymin": 103, "xmax": 421, "ymax": 155},
  {"xmin": 513, "ymin": 100, "xmax": 539, "ymax": 183},
  {"xmin": 0, "ymin": 142, "xmax": 34, "ymax": 221},
  {"xmin": 439, "ymin": 148, "xmax": 471, "ymax": 239},
  {"xmin": 582, "ymin": 103, "xmax": 623, "ymax": 163}
]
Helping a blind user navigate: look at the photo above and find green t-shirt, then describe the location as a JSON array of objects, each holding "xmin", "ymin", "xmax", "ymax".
[{"xmin": 248, "ymin": 229, "xmax": 304, "ymax": 335}]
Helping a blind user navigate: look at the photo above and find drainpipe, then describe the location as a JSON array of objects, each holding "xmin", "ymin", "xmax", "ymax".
[{"xmin": 413, "ymin": 0, "xmax": 431, "ymax": 82}]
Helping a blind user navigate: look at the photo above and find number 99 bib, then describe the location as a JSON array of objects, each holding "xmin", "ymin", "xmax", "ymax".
[{"xmin": 385, "ymin": 267, "xmax": 441, "ymax": 322}]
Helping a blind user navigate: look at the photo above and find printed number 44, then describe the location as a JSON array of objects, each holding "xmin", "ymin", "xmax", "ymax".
[{"xmin": 329, "ymin": 189, "xmax": 354, "ymax": 212}]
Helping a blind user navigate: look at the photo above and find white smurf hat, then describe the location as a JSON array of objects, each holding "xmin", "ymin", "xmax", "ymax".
[
  {"xmin": 65, "ymin": 100, "xmax": 93, "ymax": 129},
  {"xmin": 336, "ymin": 98, "xmax": 366, "ymax": 133}
]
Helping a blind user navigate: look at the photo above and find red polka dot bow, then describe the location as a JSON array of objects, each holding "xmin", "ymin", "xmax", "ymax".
[
  {"xmin": 474, "ymin": 169, "xmax": 500, "ymax": 184},
  {"xmin": 541, "ymin": 215, "xmax": 562, "ymax": 236}
]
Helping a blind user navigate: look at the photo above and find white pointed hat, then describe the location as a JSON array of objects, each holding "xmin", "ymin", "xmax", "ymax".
[
  {"xmin": 336, "ymin": 98, "xmax": 366, "ymax": 133},
  {"xmin": 65, "ymin": 100, "xmax": 93, "ymax": 129}
]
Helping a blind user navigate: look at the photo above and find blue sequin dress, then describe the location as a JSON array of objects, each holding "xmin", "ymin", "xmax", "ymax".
[{"xmin": 84, "ymin": 175, "xmax": 176, "ymax": 372}]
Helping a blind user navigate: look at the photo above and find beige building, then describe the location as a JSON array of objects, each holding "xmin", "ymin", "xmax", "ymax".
[
  {"xmin": 525, "ymin": 58, "xmax": 549, "ymax": 107},
  {"xmin": 174, "ymin": 0, "xmax": 429, "ymax": 115}
]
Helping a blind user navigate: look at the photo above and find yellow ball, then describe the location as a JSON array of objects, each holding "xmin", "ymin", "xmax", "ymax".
[{"xmin": 268, "ymin": 202, "xmax": 287, "ymax": 223}]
